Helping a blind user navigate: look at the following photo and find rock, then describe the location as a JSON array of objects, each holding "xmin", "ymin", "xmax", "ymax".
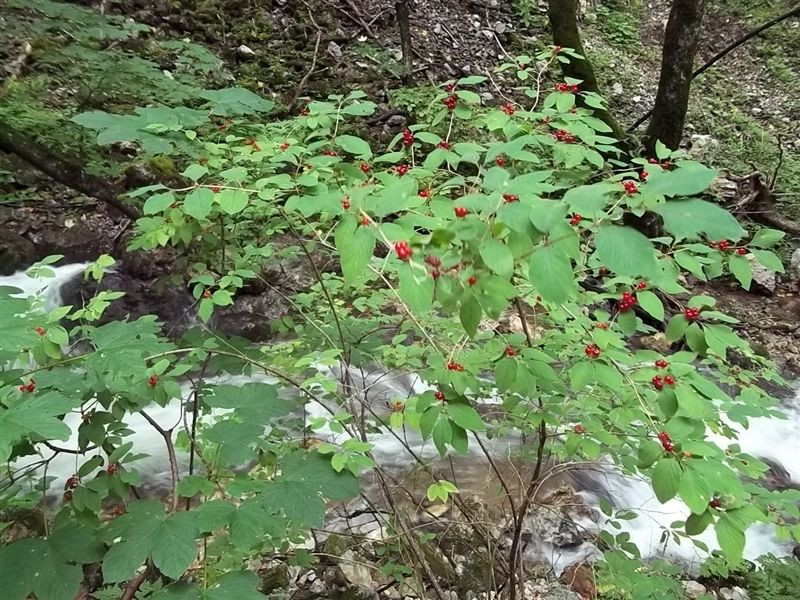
[
  {"xmin": 339, "ymin": 550, "xmax": 373, "ymax": 588},
  {"xmin": 236, "ymin": 45, "xmax": 256, "ymax": 59},
  {"xmin": 0, "ymin": 229, "xmax": 37, "ymax": 275},
  {"xmin": 327, "ymin": 41, "xmax": 343, "ymax": 61},
  {"xmin": 560, "ymin": 564, "xmax": 597, "ymax": 599},
  {"xmin": 719, "ymin": 587, "xmax": 748, "ymax": 600},
  {"xmin": 683, "ymin": 580, "xmax": 708, "ymax": 599},
  {"xmin": 688, "ymin": 134, "xmax": 721, "ymax": 162},
  {"xmin": 611, "ymin": 82, "xmax": 623, "ymax": 96},
  {"xmin": 748, "ymin": 255, "xmax": 777, "ymax": 295},
  {"xmin": 789, "ymin": 248, "xmax": 800, "ymax": 283}
]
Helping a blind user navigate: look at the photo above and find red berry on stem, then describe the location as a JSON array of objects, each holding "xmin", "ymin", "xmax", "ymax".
[
  {"xmin": 438, "ymin": 140, "xmax": 451, "ymax": 150},
  {"xmin": 341, "ymin": 197, "xmax": 350, "ymax": 210},
  {"xmin": 360, "ymin": 216, "xmax": 371, "ymax": 226},
  {"xmin": 709, "ymin": 498, "xmax": 722, "ymax": 509},
  {"xmin": 684, "ymin": 307, "xmax": 700, "ymax": 321},
  {"xmin": 655, "ymin": 359, "xmax": 668, "ymax": 369},
  {"xmin": 419, "ymin": 188, "xmax": 432, "ymax": 198},
  {"xmin": 35, "ymin": 326, "xmax": 46, "ymax": 336},
  {"xmin": 454, "ymin": 206, "xmax": 468, "ymax": 218},
  {"xmin": 396, "ymin": 164, "xmax": 409, "ymax": 176},
  {"xmin": 652, "ymin": 376, "xmax": 664, "ymax": 391},
  {"xmin": 360, "ymin": 161, "xmax": 371, "ymax": 174},
  {"xmin": 63, "ymin": 491, "xmax": 73, "ymax": 502},
  {"xmin": 736, "ymin": 247, "xmax": 747, "ymax": 255},
  {"xmin": 434, "ymin": 391, "xmax": 445, "ymax": 401},
  {"xmin": 106, "ymin": 463, "xmax": 118, "ymax": 475},
  {"xmin": 505, "ymin": 346, "xmax": 516, "ymax": 357},
  {"xmin": 394, "ymin": 241, "xmax": 413, "ymax": 261},
  {"xmin": 447, "ymin": 361, "xmax": 464, "ymax": 372},
  {"xmin": 501, "ymin": 102, "xmax": 515, "ymax": 115},
  {"xmin": 573, "ymin": 424, "xmax": 587, "ymax": 434},
  {"xmin": 467, "ymin": 275, "xmax": 477, "ymax": 286},
  {"xmin": 443, "ymin": 95, "xmax": 458, "ymax": 110},
  {"xmin": 503, "ymin": 193, "xmax": 519, "ymax": 204},
  {"xmin": 211, "ymin": 185, "xmax": 221, "ymax": 193},
  {"xmin": 148, "ymin": 374, "xmax": 158, "ymax": 387},
  {"xmin": 664, "ymin": 375, "xmax": 676, "ymax": 386},
  {"xmin": 569, "ymin": 213, "xmax": 582, "ymax": 226}
]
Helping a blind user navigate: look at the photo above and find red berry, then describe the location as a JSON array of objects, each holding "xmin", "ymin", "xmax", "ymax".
[
  {"xmin": 203, "ymin": 289, "xmax": 212, "ymax": 299},
  {"xmin": 555, "ymin": 82, "xmax": 568, "ymax": 92},
  {"xmin": 148, "ymin": 374, "xmax": 158, "ymax": 387},
  {"xmin": 341, "ymin": 199, "xmax": 350, "ymax": 210},
  {"xmin": 636, "ymin": 281, "xmax": 647, "ymax": 291},
  {"xmin": 709, "ymin": 498, "xmax": 722, "ymax": 510},
  {"xmin": 501, "ymin": 102, "xmax": 515, "ymax": 115},
  {"xmin": 394, "ymin": 241, "xmax": 413, "ymax": 261},
  {"xmin": 106, "ymin": 463, "xmax": 119, "ymax": 475},
  {"xmin": 454, "ymin": 206, "xmax": 468, "ymax": 218},
  {"xmin": 112, "ymin": 505, "xmax": 124, "ymax": 516},
  {"xmin": 622, "ymin": 180, "xmax": 638, "ymax": 194},
  {"xmin": 684, "ymin": 307, "xmax": 700, "ymax": 321},
  {"xmin": 640, "ymin": 170, "xmax": 649, "ymax": 180},
  {"xmin": 279, "ymin": 142, "xmax": 289, "ymax": 151},
  {"xmin": 63, "ymin": 491, "xmax": 73, "ymax": 502},
  {"xmin": 447, "ymin": 361, "xmax": 464, "ymax": 372},
  {"xmin": 396, "ymin": 164, "xmax": 410, "ymax": 176},
  {"xmin": 736, "ymin": 247, "xmax": 747, "ymax": 255},
  {"xmin": 443, "ymin": 95, "xmax": 458, "ymax": 110},
  {"xmin": 655, "ymin": 359, "xmax": 668, "ymax": 369},
  {"xmin": 717, "ymin": 240, "xmax": 730, "ymax": 251},
  {"xmin": 431, "ymin": 269, "xmax": 441, "ymax": 279},
  {"xmin": 495, "ymin": 156, "xmax": 506, "ymax": 167},
  {"xmin": 402, "ymin": 129, "xmax": 415, "ymax": 148},
  {"xmin": 584, "ymin": 344, "xmax": 601, "ymax": 359},
  {"xmin": 360, "ymin": 216, "xmax": 371, "ymax": 226},
  {"xmin": 467, "ymin": 275, "xmax": 477, "ymax": 286},
  {"xmin": 664, "ymin": 375, "xmax": 676, "ymax": 386},
  {"xmin": 652, "ymin": 376, "xmax": 664, "ymax": 391},
  {"xmin": 505, "ymin": 346, "xmax": 516, "ymax": 357},
  {"xmin": 419, "ymin": 188, "xmax": 432, "ymax": 198},
  {"xmin": 360, "ymin": 161, "xmax": 371, "ymax": 174},
  {"xmin": 445, "ymin": 82, "xmax": 457, "ymax": 93},
  {"xmin": 438, "ymin": 140, "xmax": 451, "ymax": 150},
  {"xmin": 552, "ymin": 45, "xmax": 562, "ymax": 54},
  {"xmin": 619, "ymin": 292, "xmax": 637, "ymax": 312},
  {"xmin": 35, "ymin": 326, "xmax": 46, "ymax": 336},
  {"xmin": 323, "ymin": 149, "xmax": 338, "ymax": 157},
  {"xmin": 425, "ymin": 255, "xmax": 442, "ymax": 268},
  {"xmin": 19, "ymin": 380, "xmax": 35, "ymax": 393},
  {"xmin": 648, "ymin": 158, "xmax": 658, "ymax": 164},
  {"xmin": 210, "ymin": 185, "xmax": 221, "ymax": 193},
  {"xmin": 662, "ymin": 440, "xmax": 674, "ymax": 452},
  {"xmin": 573, "ymin": 424, "xmax": 586, "ymax": 434},
  {"xmin": 569, "ymin": 213, "xmax": 582, "ymax": 226},
  {"xmin": 658, "ymin": 431, "xmax": 671, "ymax": 442},
  {"xmin": 434, "ymin": 391, "xmax": 445, "ymax": 401},
  {"xmin": 571, "ymin": 84, "xmax": 579, "ymax": 93},
  {"xmin": 66, "ymin": 476, "xmax": 80, "ymax": 489}
]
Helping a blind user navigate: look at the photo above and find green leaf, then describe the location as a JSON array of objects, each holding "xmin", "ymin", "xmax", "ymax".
[
  {"xmin": 665, "ymin": 314, "xmax": 689, "ymax": 342},
  {"xmin": 398, "ymin": 263, "xmax": 433, "ymax": 315},
  {"xmin": 200, "ymin": 88, "xmax": 274, "ymax": 115},
  {"xmin": 182, "ymin": 164, "xmax": 208, "ymax": 181},
  {"xmin": 152, "ymin": 514, "xmax": 198, "ymax": 579},
  {"xmin": 594, "ymin": 226, "xmax": 659, "ymax": 278},
  {"xmin": 217, "ymin": 189, "xmax": 249, "ymax": 214},
  {"xmin": 637, "ymin": 441, "xmax": 663, "ymax": 469},
  {"xmin": 751, "ymin": 249, "xmax": 784, "ymax": 273},
  {"xmin": 459, "ymin": 294, "xmax": 482, "ymax": 337},
  {"xmin": 686, "ymin": 510, "xmax": 713, "ymax": 535},
  {"xmin": 678, "ymin": 466, "xmax": 712, "ymax": 514},
  {"xmin": 655, "ymin": 140, "xmax": 670, "ymax": 160},
  {"xmin": 727, "ymin": 253, "xmax": 751, "ymax": 290},
  {"xmin": 335, "ymin": 220, "xmax": 375, "ymax": 285},
  {"xmin": 645, "ymin": 162, "xmax": 717, "ymax": 197},
  {"xmin": 528, "ymin": 244, "xmax": 574, "ymax": 304},
  {"xmin": 637, "ymin": 290, "xmax": 664, "ymax": 321},
  {"xmin": 495, "ymin": 357, "xmax": 518, "ymax": 392},
  {"xmin": 183, "ymin": 188, "xmax": 214, "ymax": 220},
  {"xmin": 447, "ymin": 403, "xmax": 485, "ymax": 432},
  {"xmin": 335, "ymin": 135, "xmax": 372, "ymax": 158},
  {"xmin": 652, "ymin": 199, "xmax": 745, "ymax": 241},
  {"xmin": 144, "ymin": 192, "xmax": 175, "ymax": 215},
  {"xmin": 479, "ymin": 239, "xmax": 514, "ymax": 278},
  {"xmin": 715, "ymin": 516, "xmax": 745, "ymax": 565},
  {"xmin": 563, "ymin": 182, "xmax": 617, "ymax": 218},
  {"xmin": 749, "ymin": 228, "xmax": 785, "ymax": 248},
  {"xmin": 652, "ymin": 457, "xmax": 682, "ymax": 503}
]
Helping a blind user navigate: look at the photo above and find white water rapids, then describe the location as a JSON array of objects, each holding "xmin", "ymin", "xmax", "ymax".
[{"xmin": 1, "ymin": 263, "xmax": 798, "ymax": 574}]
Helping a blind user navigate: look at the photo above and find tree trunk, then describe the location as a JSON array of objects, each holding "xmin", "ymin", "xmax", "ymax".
[
  {"xmin": 547, "ymin": 0, "xmax": 628, "ymax": 147},
  {"xmin": 643, "ymin": 0, "xmax": 708, "ymax": 154},
  {"xmin": 396, "ymin": 1, "xmax": 413, "ymax": 83},
  {"xmin": 0, "ymin": 122, "xmax": 140, "ymax": 220}
]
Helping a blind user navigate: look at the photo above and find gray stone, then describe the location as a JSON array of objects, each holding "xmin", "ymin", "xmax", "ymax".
[
  {"xmin": 719, "ymin": 587, "xmax": 749, "ymax": 600},
  {"xmin": 683, "ymin": 580, "xmax": 708, "ymax": 599},
  {"xmin": 236, "ymin": 44, "xmax": 255, "ymax": 59},
  {"xmin": 749, "ymin": 255, "xmax": 777, "ymax": 294},
  {"xmin": 789, "ymin": 248, "xmax": 800, "ymax": 283}
]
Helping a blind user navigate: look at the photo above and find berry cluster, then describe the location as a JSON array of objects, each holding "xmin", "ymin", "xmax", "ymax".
[
  {"xmin": 438, "ymin": 140, "xmax": 451, "ymax": 150},
  {"xmin": 390, "ymin": 401, "xmax": 404, "ymax": 413},
  {"xmin": 709, "ymin": 498, "xmax": 722, "ymax": 509},
  {"xmin": 553, "ymin": 129, "xmax": 575, "ymax": 143},
  {"xmin": 554, "ymin": 82, "xmax": 579, "ymax": 92},
  {"xmin": 445, "ymin": 82, "xmax": 457, "ymax": 93},
  {"xmin": 447, "ymin": 361, "xmax": 465, "ymax": 372},
  {"xmin": 394, "ymin": 241, "xmax": 413, "ymax": 261},
  {"xmin": 66, "ymin": 475, "xmax": 80, "ymax": 490},
  {"xmin": 495, "ymin": 156, "xmax": 506, "ymax": 167},
  {"xmin": 622, "ymin": 180, "xmax": 638, "ymax": 194},
  {"xmin": 402, "ymin": 129, "xmax": 415, "ymax": 148},
  {"xmin": 112, "ymin": 505, "xmax": 125, "ymax": 517},
  {"xmin": 636, "ymin": 281, "xmax": 647, "ymax": 291},
  {"xmin": 359, "ymin": 161, "xmax": 371, "ymax": 174},
  {"xmin": 434, "ymin": 391, "xmax": 445, "ymax": 401},
  {"xmin": 505, "ymin": 346, "xmax": 516, "ymax": 357},
  {"xmin": 658, "ymin": 431, "xmax": 674, "ymax": 452},
  {"xmin": 584, "ymin": 344, "xmax": 601, "ymax": 359},
  {"xmin": 18, "ymin": 379, "xmax": 35, "ymax": 393},
  {"xmin": 148, "ymin": 374, "xmax": 158, "ymax": 387},
  {"xmin": 341, "ymin": 197, "xmax": 350, "ymax": 210},
  {"xmin": 395, "ymin": 164, "xmax": 410, "ymax": 176},
  {"xmin": 569, "ymin": 213, "xmax": 582, "ymax": 226},
  {"xmin": 573, "ymin": 423, "xmax": 586, "ymax": 434},
  {"xmin": 106, "ymin": 463, "xmax": 119, "ymax": 475},
  {"xmin": 299, "ymin": 107, "xmax": 310, "ymax": 116},
  {"xmin": 454, "ymin": 206, "xmax": 469, "ymax": 218},
  {"xmin": 323, "ymin": 149, "xmax": 338, "ymax": 157},
  {"xmin": 501, "ymin": 102, "xmax": 515, "ymax": 115},
  {"xmin": 619, "ymin": 291, "xmax": 637, "ymax": 312},
  {"xmin": 443, "ymin": 95, "xmax": 458, "ymax": 110},
  {"xmin": 647, "ymin": 158, "xmax": 672, "ymax": 169},
  {"xmin": 684, "ymin": 307, "xmax": 700, "ymax": 321},
  {"xmin": 655, "ymin": 359, "xmax": 669, "ymax": 369},
  {"xmin": 425, "ymin": 254, "xmax": 442, "ymax": 279},
  {"xmin": 419, "ymin": 188, "xmax": 432, "ymax": 199},
  {"xmin": 503, "ymin": 193, "xmax": 519, "ymax": 204},
  {"xmin": 34, "ymin": 326, "xmax": 46, "ymax": 336},
  {"xmin": 652, "ymin": 375, "xmax": 675, "ymax": 390}
]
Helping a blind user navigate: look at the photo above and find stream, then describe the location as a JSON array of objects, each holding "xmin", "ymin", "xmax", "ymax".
[{"xmin": 1, "ymin": 263, "xmax": 798, "ymax": 576}]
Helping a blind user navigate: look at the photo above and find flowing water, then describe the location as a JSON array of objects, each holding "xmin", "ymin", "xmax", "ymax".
[{"xmin": 2, "ymin": 263, "xmax": 798, "ymax": 574}]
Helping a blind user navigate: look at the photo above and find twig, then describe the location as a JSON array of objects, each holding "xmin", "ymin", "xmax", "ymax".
[
  {"xmin": 139, "ymin": 410, "xmax": 181, "ymax": 513},
  {"xmin": 629, "ymin": 4, "xmax": 800, "ymax": 131},
  {"xmin": 2, "ymin": 41, "xmax": 32, "ymax": 81},
  {"xmin": 120, "ymin": 562, "xmax": 150, "ymax": 600}
]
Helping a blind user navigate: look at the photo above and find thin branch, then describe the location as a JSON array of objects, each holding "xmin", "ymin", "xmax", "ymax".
[
  {"xmin": 630, "ymin": 4, "xmax": 800, "ymax": 131},
  {"xmin": 291, "ymin": 5, "xmax": 323, "ymax": 106},
  {"xmin": 139, "ymin": 409, "xmax": 181, "ymax": 513}
]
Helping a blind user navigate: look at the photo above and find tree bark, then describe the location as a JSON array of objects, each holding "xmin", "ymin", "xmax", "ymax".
[
  {"xmin": 0, "ymin": 122, "xmax": 140, "ymax": 220},
  {"xmin": 396, "ymin": 1, "xmax": 414, "ymax": 83},
  {"xmin": 643, "ymin": 0, "xmax": 708, "ymax": 154},
  {"xmin": 547, "ymin": 0, "xmax": 628, "ymax": 147}
]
